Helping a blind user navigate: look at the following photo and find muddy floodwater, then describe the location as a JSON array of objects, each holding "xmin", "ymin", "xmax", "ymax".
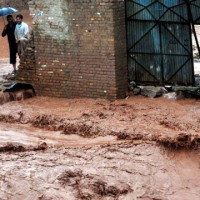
[
  {"xmin": 1, "ymin": 138, "xmax": 200, "ymax": 200},
  {"xmin": 0, "ymin": 122, "xmax": 118, "ymax": 147},
  {"xmin": 0, "ymin": 96, "xmax": 200, "ymax": 199}
]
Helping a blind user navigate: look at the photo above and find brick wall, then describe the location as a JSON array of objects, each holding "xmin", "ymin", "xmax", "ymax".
[
  {"xmin": 17, "ymin": 0, "xmax": 128, "ymax": 99},
  {"xmin": 0, "ymin": 0, "xmax": 29, "ymax": 10}
]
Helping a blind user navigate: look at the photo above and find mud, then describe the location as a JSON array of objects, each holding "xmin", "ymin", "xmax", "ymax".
[
  {"xmin": 155, "ymin": 133, "xmax": 200, "ymax": 149},
  {"xmin": 0, "ymin": 142, "xmax": 200, "ymax": 200},
  {"xmin": 0, "ymin": 97, "xmax": 199, "ymax": 199},
  {"xmin": 1, "ymin": 96, "xmax": 200, "ymax": 145},
  {"xmin": 0, "ymin": 142, "xmax": 47, "ymax": 153}
]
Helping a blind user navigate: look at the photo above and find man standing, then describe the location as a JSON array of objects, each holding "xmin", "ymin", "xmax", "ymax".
[
  {"xmin": 1, "ymin": 15, "xmax": 17, "ymax": 73},
  {"xmin": 14, "ymin": 14, "xmax": 29, "ymax": 57}
]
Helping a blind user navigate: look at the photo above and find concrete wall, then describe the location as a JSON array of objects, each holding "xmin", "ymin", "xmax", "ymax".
[{"xmin": 16, "ymin": 0, "xmax": 128, "ymax": 99}]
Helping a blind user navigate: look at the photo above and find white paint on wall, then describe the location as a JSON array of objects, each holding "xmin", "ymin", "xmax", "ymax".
[{"xmin": 30, "ymin": 0, "xmax": 73, "ymax": 40}]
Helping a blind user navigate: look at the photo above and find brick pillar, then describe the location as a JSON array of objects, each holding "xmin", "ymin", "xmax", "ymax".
[{"xmin": 18, "ymin": 0, "xmax": 128, "ymax": 99}]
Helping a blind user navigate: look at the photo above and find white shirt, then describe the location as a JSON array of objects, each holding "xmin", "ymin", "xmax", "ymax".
[{"xmin": 14, "ymin": 22, "xmax": 29, "ymax": 41}]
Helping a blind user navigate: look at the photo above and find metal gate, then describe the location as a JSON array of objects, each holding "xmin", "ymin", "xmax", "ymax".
[{"xmin": 126, "ymin": 0, "xmax": 197, "ymax": 85}]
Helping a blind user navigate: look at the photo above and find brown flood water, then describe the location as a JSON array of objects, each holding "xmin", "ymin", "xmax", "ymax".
[
  {"xmin": 0, "ymin": 138, "xmax": 200, "ymax": 199},
  {"xmin": 0, "ymin": 96, "xmax": 200, "ymax": 199},
  {"xmin": 0, "ymin": 122, "xmax": 118, "ymax": 147}
]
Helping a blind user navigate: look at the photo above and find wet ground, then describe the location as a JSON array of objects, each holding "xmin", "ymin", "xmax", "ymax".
[
  {"xmin": 0, "ymin": 58, "xmax": 16, "ymax": 81},
  {"xmin": 0, "ymin": 13, "xmax": 200, "ymax": 200}
]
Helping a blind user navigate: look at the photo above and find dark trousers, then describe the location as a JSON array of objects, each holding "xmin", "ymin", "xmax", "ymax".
[{"xmin": 9, "ymin": 42, "xmax": 17, "ymax": 64}]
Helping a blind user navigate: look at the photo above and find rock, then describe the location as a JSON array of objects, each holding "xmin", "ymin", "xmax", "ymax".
[
  {"xmin": 195, "ymin": 74, "xmax": 200, "ymax": 87},
  {"xmin": 133, "ymin": 87, "xmax": 141, "ymax": 95},
  {"xmin": 128, "ymin": 81, "xmax": 136, "ymax": 91},
  {"xmin": 172, "ymin": 86, "xmax": 200, "ymax": 99},
  {"xmin": 163, "ymin": 92, "xmax": 177, "ymax": 100},
  {"xmin": 139, "ymin": 86, "xmax": 164, "ymax": 98}
]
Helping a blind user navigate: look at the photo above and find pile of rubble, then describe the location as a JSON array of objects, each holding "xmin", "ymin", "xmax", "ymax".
[{"xmin": 128, "ymin": 81, "xmax": 200, "ymax": 100}]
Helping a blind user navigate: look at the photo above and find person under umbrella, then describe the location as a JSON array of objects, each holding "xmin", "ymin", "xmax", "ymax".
[
  {"xmin": 14, "ymin": 14, "xmax": 29, "ymax": 58},
  {"xmin": 1, "ymin": 15, "xmax": 18, "ymax": 73}
]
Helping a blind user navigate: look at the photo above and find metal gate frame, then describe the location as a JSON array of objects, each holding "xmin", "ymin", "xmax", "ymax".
[{"xmin": 125, "ymin": 0, "xmax": 198, "ymax": 85}]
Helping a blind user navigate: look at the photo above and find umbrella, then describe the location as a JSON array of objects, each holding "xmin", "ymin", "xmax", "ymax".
[
  {"xmin": 0, "ymin": 7, "xmax": 18, "ymax": 17},
  {"xmin": 0, "ymin": 7, "xmax": 18, "ymax": 24}
]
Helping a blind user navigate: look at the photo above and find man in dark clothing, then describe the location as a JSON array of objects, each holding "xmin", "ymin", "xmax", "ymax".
[{"xmin": 1, "ymin": 15, "xmax": 18, "ymax": 73}]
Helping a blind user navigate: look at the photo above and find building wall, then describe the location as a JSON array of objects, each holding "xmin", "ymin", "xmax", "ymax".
[
  {"xmin": 17, "ymin": 0, "xmax": 128, "ymax": 99},
  {"xmin": 0, "ymin": 0, "xmax": 29, "ymax": 10}
]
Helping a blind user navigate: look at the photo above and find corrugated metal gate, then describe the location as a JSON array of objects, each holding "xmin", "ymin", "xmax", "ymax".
[{"xmin": 126, "ymin": 0, "xmax": 200, "ymax": 85}]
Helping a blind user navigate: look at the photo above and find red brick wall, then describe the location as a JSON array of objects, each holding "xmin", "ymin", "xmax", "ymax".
[{"xmin": 17, "ymin": 0, "xmax": 128, "ymax": 99}]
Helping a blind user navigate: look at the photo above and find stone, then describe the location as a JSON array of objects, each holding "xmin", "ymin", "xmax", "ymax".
[
  {"xmin": 195, "ymin": 74, "xmax": 200, "ymax": 87},
  {"xmin": 139, "ymin": 86, "xmax": 164, "ymax": 98},
  {"xmin": 133, "ymin": 87, "xmax": 141, "ymax": 95}
]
